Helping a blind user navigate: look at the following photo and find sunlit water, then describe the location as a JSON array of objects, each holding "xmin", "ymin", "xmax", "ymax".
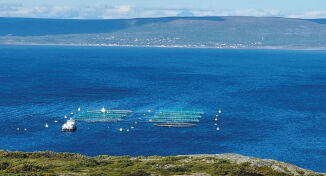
[{"xmin": 0, "ymin": 45, "xmax": 326, "ymax": 172}]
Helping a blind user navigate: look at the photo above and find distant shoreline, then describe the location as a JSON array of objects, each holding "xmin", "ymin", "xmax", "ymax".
[
  {"xmin": 2, "ymin": 42, "xmax": 326, "ymax": 51},
  {"xmin": 2, "ymin": 16, "xmax": 326, "ymax": 52}
]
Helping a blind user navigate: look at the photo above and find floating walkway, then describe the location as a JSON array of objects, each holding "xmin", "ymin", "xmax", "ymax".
[
  {"xmin": 73, "ymin": 107, "xmax": 132, "ymax": 122},
  {"xmin": 151, "ymin": 108, "xmax": 204, "ymax": 127},
  {"xmin": 154, "ymin": 122, "xmax": 196, "ymax": 127}
]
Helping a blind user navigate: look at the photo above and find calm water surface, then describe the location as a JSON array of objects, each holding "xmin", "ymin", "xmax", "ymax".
[{"xmin": 0, "ymin": 45, "xmax": 326, "ymax": 172}]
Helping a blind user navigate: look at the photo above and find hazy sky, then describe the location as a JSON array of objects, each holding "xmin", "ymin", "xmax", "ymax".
[{"xmin": 1, "ymin": 0, "xmax": 326, "ymax": 19}]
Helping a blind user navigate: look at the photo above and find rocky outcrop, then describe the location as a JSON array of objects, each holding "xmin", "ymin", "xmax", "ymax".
[{"xmin": 182, "ymin": 154, "xmax": 325, "ymax": 176}]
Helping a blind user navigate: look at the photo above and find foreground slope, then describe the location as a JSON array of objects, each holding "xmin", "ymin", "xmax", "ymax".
[
  {"xmin": 0, "ymin": 151, "xmax": 324, "ymax": 176},
  {"xmin": 1, "ymin": 16, "xmax": 326, "ymax": 49}
]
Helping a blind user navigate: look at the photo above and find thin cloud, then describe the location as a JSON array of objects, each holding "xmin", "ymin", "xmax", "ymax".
[
  {"xmin": 0, "ymin": 3, "xmax": 22, "ymax": 11},
  {"xmin": 234, "ymin": 9, "xmax": 282, "ymax": 17},
  {"xmin": 0, "ymin": 3, "xmax": 324, "ymax": 19},
  {"xmin": 191, "ymin": 9, "xmax": 282, "ymax": 17},
  {"xmin": 0, "ymin": 3, "xmax": 135, "ymax": 19},
  {"xmin": 288, "ymin": 11, "xmax": 326, "ymax": 19}
]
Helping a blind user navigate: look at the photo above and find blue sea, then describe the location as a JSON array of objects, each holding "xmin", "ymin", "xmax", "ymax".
[{"xmin": 1, "ymin": 45, "xmax": 326, "ymax": 172}]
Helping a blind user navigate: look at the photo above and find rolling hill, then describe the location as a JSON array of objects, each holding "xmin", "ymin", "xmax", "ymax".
[{"xmin": 1, "ymin": 16, "xmax": 326, "ymax": 49}]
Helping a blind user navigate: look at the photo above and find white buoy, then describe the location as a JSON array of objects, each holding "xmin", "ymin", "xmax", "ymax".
[
  {"xmin": 101, "ymin": 107, "xmax": 106, "ymax": 113},
  {"xmin": 148, "ymin": 109, "xmax": 151, "ymax": 113},
  {"xmin": 45, "ymin": 123, "xmax": 49, "ymax": 128},
  {"xmin": 215, "ymin": 118, "xmax": 218, "ymax": 121},
  {"xmin": 216, "ymin": 127, "xmax": 220, "ymax": 131},
  {"xmin": 24, "ymin": 128, "xmax": 27, "ymax": 131},
  {"xmin": 64, "ymin": 115, "xmax": 67, "ymax": 119},
  {"xmin": 70, "ymin": 112, "xmax": 74, "ymax": 115},
  {"xmin": 78, "ymin": 107, "xmax": 81, "ymax": 111},
  {"xmin": 54, "ymin": 120, "xmax": 58, "ymax": 123},
  {"xmin": 131, "ymin": 126, "xmax": 134, "ymax": 129},
  {"xmin": 216, "ymin": 114, "xmax": 219, "ymax": 117},
  {"xmin": 127, "ymin": 129, "xmax": 130, "ymax": 132},
  {"xmin": 218, "ymin": 109, "xmax": 222, "ymax": 114},
  {"xmin": 143, "ymin": 113, "xmax": 146, "ymax": 116}
]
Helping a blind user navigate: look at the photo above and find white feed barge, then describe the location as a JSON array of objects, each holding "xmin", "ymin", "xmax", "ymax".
[{"xmin": 62, "ymin": 118, "xmax": 77, "ymax": 132}]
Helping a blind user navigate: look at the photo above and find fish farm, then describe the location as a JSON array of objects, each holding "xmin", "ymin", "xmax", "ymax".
[
  {"xmin": 151, "ymin": 108, "xmax": 204, "ymax": 127},
  {"xmin": 73, "ymin": 107, "xmax": 132, "ymax": 122},
  {"xmin": 66, "ymin": 107, "xmax": 219, "ymax": 129}
]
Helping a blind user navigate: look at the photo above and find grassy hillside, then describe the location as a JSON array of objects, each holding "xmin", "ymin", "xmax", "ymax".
[{"xmin": 0, "ymin": 150, "xmax": 324, "ymax": 176}]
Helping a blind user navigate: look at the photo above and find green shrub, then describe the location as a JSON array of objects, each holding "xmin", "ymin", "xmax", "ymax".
[
  {"xmin": 161, "ymin": 156, "xmax": 178, "ymax": 164},
  {"xmin": 115, "ymin": 159, "xmax": 134, "ymax": 168},
  {"xmin": 166, "ymin": 165, "xmax": 187, "ymax": 173},
  {"xmin": 1, "ymin": 151, "xmax": 27, "ymax": 158},
  {"xmin": 7, "ymin": 161, "xmax": 46, "ymax": 173},
  {"xmin": 127, "ymin": 170, "xmax": 151, "ymax": 176},
  {"xmin": 297, "ymin": 170, "xmax": 305, "ymax": 176},
  {"xmin": 147, "ymin": 155, "xmax": 161, "ymax": 159},
  {"xmin": 89, "ymin": 171, "xmax": 108, "ymax": 176},
  {"xmin": 0, "ymin": 161, "xmax": 9, "ymax": 170},
  {"xmin": 136, "ymin": 156, "xmax": 145, "ymax": 160},
  {"xmin": 96, "ymin": 155, "xmax": 110, "ymax": 159},
  {"xmin": 80, "ymin": 158, "xmax": 100, "ymax": 167}
]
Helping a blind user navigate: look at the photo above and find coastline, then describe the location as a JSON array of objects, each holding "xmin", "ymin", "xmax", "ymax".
[
  {"xmin": 0, "ymin": 150, "xmax": 324, "ymax": 175},
  {"xmin": 2, "ymin": 42, "xmax": 326, "ymax": 51}
]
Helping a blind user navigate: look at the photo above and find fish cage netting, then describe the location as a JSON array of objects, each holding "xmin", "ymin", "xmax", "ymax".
[
  {"xmin": 73, "ymin": 109, "xmax": 132, "ymax": 122},
  {"xmin": 154, "ymin": 122, "xmax": 197, "ymax": 127},
  {"xmin": 151, "ymin": 109, "xmax": 204, "ymax": 125}
]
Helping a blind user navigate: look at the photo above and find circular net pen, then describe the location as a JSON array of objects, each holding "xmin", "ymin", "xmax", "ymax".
[
  {"xmin": 151, "ymin": 109, "xmax": 204, "ymax": 127},
  {"xmin": 73, "ymin": 109, "xmax": 132, "ymax": 122}
]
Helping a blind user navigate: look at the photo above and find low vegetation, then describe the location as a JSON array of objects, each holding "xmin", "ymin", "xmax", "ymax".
[{"xmin": 0, "ymin": 150, "xmax": 323, "ymax": 176}]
